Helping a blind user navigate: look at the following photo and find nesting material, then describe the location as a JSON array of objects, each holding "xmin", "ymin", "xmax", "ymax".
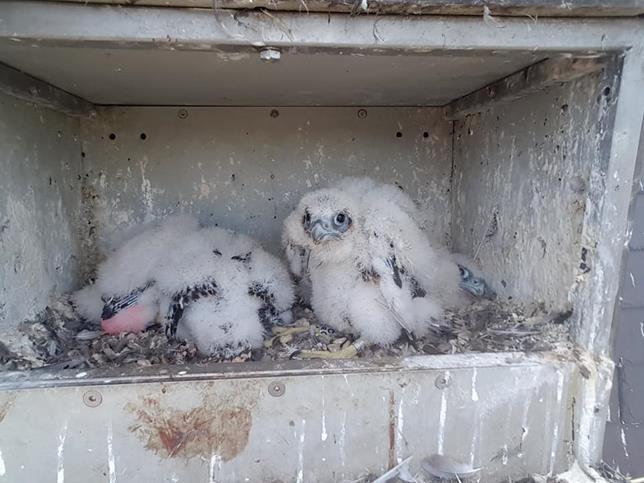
[{"xmin": 0, "ymin": 296, "xmax": 571, "ymax": 371}]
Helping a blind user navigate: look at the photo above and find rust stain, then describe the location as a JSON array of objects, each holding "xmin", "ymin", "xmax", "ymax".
[
  {"xmin": 0, "ymin": 395, "xmax": 16, "ymax": 424},
  {"xmin": 388, "ymin": 390, "xmax": 396, "ymax": 469},
  {"xmin": 126, "ymin": 395, "xmax": 252, "ymax": 461}
]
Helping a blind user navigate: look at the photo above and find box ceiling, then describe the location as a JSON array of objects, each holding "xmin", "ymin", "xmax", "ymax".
[{"xmin": 0, "ymin": 46, "xmax": 544, "ymax": 106}]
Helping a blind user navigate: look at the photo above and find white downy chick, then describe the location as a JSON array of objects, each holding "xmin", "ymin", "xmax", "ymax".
[
  {"xmin": 154, "ymin": 227, "xmax": 294, "ymax": 357},
  {"xmin": 71, "ymin": 215, "xmax": 200, "ymax": 334},
  {"xmin": 282, "ymin": 178, "xmax": 472, "ymax": 346}
]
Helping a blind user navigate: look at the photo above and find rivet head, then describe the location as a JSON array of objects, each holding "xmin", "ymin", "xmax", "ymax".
[
  {"xmin": 83, "ymin": 390, "xmax": 103, "ymax": 408},
  {"xmin": 434, "ymin": 373, "xmax": 451, "ymax": 390},
  {"xmin": 268, "ymin": 381, "xmax": 285, "ymax": 397},
  {"xmin": 357, "ymin": 108, "xmax": 368, "ymax": 119},
  {"xmin": 177, "ymin": 109, "xmax": 189, "ymax": 119}
]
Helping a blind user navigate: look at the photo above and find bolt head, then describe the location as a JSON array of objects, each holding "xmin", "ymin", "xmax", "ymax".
[
  {"xmin": 268, "ymin": 381, "xmax": 286, "ymax": 397},
  {"xmin": 83, "ymin": 390, "xmax": 103, "ymax": 408},
  {"xmin": 260, "ymin": 47, "xmax": 281, "ymax": 62},
  {"xmin": 434, "ymin": 373, "xmax": 451, "ymax": 390}
]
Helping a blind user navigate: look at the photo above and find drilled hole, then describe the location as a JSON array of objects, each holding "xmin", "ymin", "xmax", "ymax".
[
  {"xmin": 423, "ymin": 132, "xmax": 429, "ymax": 138},
  {"xmin": 140, "ymin": 133, "xmax": 147, "ymax": 140},
  {"xmin": 395, "ymin": 131, "xmax": 402, "ymax": 138},
  {"xmin": 108, "ymin": 133, "xmax": 116, "ymax": 140},
  {"xmin": 603, "ymin": 86, "xmax": 611, "ymax": 96}
]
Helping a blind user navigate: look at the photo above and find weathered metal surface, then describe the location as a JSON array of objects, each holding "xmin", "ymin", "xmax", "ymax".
[
  {"xmin": 43, "ymin": 0, "xmax": 644, "ymax": 17},
  {"xmin": 603, "ymin": 106, "xmax": 644, "ymax": 476},
  {"xmin": 0, "ymin": 62, "xmax": 94, "ymax": 117},
  {"xmin": 77, "ymin": 106, "xmax": 452, "ymax": 260},
  {"xmin": 0, "ymin": 351, "xmax": 564, "ymax": 389},
  {"xmin": 451, "ymin": 68, "xmax": 607, "ymax": 311},
  {"xmin": 0, "ymin": 91, "xmax": 83, "ymax": 332},
  {"xmin": 0, "ymin": 353, "xmax": 578, "ymax": 481},
  {"xmin": 445, "ymin": 56, "xmax": 607, "ymax": 120},
  {"xmin": 572, "ymin": 49, "xmax": 644, "ymax": 358},
  {"xmin": 0, "ymin": 3, "xmax": 641, "ymax": 108},
  {"xmin": 0, "ymin": 2, "xmax": 640, "ymax": 476},
  {"xmin": 0, "ymin": 2, "xmax": 642, "ymax": 53}
]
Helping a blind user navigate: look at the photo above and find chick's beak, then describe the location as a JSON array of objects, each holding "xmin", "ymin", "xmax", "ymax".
[{"xmin": 309, "ymin": 218, "xmax": 339, "ymax": 242}]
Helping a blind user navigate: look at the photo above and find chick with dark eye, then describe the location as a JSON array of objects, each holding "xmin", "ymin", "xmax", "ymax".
[{"xmin": 333, "ymin": 211, "xmax": 351, "ymax": 231}]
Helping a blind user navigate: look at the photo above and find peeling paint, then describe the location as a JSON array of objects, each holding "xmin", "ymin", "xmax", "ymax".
[
  {"xmin": 549, "ymin": 371, "xmax": 565, "ymax": 474},
  {"xmin": 388, "ymin": 391, "xmax": 396, "ymax": 469},
  {"xmin": 620, "ymin": 427, "xmax": 630, "ymax": 458},
  {"xmin": 107, "ymin": 422, "xmax": 116, "ymax": 483},
  {"xmin": 208, "ymin": 453, "xmax": 222, "ymax": 483},
  {"xmin": 471, "ymin": 368, "xmax": 479, "ymax": 402},
  {"xmin": 320, "ymin": 378, "xmax": 327, "ymax": 442},
  {"xmin": 57, "ymin": 422, "xmax": 68, "ymax": 483},
  {"xmin": 437, "ymin": 372, "xmax": 449, "ymax": 454},
  {"xmin": 125, "ymin": 395, "xmax": 252, "ymax": 461},
  {"xmin": 0, "ymin": 448, "xmax": 5, "ymax": 477},
  {"xmin": 296, "ymin": 418, "xmax": 306, "ymax": 483}
]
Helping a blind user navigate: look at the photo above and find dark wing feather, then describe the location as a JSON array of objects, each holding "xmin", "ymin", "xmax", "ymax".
[
  {"xmin": 248, "ymin": 281, "xmax": 278, "ymax": 331},
  {"xmin": 101, "ymin": 281, "xmax": 154, "ymax": 319},
  {"xmin": 165, "ymin": 279, "xmax": 219, "ymax": 337}
]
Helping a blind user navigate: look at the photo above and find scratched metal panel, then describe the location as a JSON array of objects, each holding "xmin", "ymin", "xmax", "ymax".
[
  {"xmin": 0, "ymin": 354, "xmax": 576, "ymax": 481},
  {"xmin": 78, "ymin": 106, "xmax": 452, "ymax": 266},
  {"xmin": 451, "ymin": 69, "xmax": 610, "ymax": 311},
  {"xmin": 0, "ymin": 92, "xmax": 83, "ymax": 331}
]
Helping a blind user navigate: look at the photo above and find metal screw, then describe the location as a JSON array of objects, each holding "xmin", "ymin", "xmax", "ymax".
[
  {"xmin": 259, "ymin": 47, "xmax": 281, "ymax": 63},
  {"xmin": 357, "ymin": 109, "xmax": 368, "ymax": 119},
  {"xmin": 83, "ymin": 390, "xmax": 103, "ymax": 408},
  {"xmin": 434, "ymin": 373, "xmax": 451, "ymax": 390},
  {"xmin": 270, "ymin": 109, "xmax": 280, "ymax": 118},
  {"xmin": 177, "ymin": 109, "xmax": 189, "ymax": 119},
  {"xmin": 268, "ymin": 381, "xmax": 285, "ymax": 397}
]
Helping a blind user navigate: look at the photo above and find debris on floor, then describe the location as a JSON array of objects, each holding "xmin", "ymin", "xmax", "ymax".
[{"xmin": 0, "ymin": 296, "xmax": 572, "ymax": 371}]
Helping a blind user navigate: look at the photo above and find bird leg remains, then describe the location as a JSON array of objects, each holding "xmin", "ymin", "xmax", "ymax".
[
  {"xmin": 297, "ymin": 338, "xmax": 366, "ymax": 359},
  {"xmin": 264, "ymin": 325, "xmax": 311, "ymax": 348}
]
